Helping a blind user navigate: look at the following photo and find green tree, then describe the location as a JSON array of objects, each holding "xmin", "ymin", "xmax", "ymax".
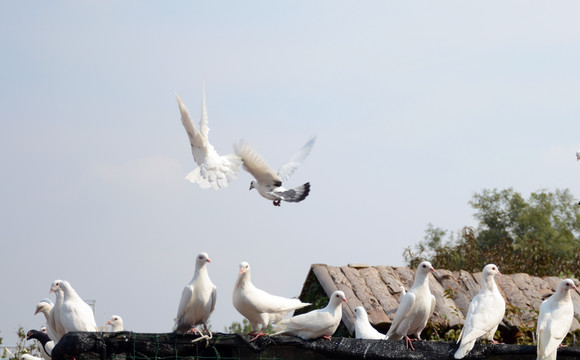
[
  {"xmin": 405, "ymin": 188, "xmax": 580, "ymax": 277},
  {"xmin": 224, "ymin": 319, "xmax": 273, "ymax": 334},
  {"xmin": 1, "ymin": 326, "xmax": 42, "ymax": 360}
]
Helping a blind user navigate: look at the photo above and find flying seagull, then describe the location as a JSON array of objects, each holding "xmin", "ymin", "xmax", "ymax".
[
  {"xmin": 454, "ymin": 264, "xmax": 505, "ymax": 359},
  {"xmin": 234, "ymin": 136, "xmax": 315, "ymax": 206},
  {"xmin": 176, "ymin": 84, "xmax": 242, "ymax": 190},
  {"xmin": 386, "ymin": 261, "xmax": 436, "ymax": 350},
  {"xmin": 232, "ymin": 261, "xmax": 311, "ymax": 340},
  {"xmin": 536, "ymin": 279, "xmax": 577, "ymax": 360},
  {"xmin": 174, "ymin": 252, "xmax": 217, "ymax": 333}
]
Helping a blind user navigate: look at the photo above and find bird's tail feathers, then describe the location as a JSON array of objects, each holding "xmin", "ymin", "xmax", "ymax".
[
  {"xmin": 454, "ymin": 339, "xmax": 475, "ymax": 359},
  {"xmin": 186, "ymin": 157, "xmax": 241, "ymax": 190},
  {"xmin": 282, "ymin": 182, "xmax": 311, "ymax": 203}
]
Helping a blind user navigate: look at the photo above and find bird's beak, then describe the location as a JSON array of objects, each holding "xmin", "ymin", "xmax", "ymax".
[
  {"xmin": 106, "ymin": 321, "xmax": 111, "ymax": 325},
  {"xmin": 430, "ymin": 267, "xmax": 435, "ymax": 273},
  {"xmin": 498, "ymin": 271, "xmax": 502, "ymax": 276},
  {"xmin": 207, "ymin": 258, "xmax": 212, "ymax": 263},
  {"xmin": 343, "ymin": 298, "xmax": 348, "ymax": 303},
  {"xmin": 34, "ymin": 308, "xmax": 40, "ymax": 315},
  {"xmin": 248, "ymin": 185, "xmax": 252, "ymax": 191},
  {"xmin": 49, "ymin": 289, "xmax": 53, "ymax": 294}
]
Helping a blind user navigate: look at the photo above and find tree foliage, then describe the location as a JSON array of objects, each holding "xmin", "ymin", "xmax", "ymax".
[{"xmin": 405, "ymin": 188, "xmax": 580, "ymax": 277}]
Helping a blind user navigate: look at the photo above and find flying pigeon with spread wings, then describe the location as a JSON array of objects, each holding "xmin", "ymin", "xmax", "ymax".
[
  {"xmin": 234, "ymin": 137, "xmax": 315, "ymax": 206},
  {"xmin": 176, "ymin": 84, "xmax": 242, "ymax": 190}
]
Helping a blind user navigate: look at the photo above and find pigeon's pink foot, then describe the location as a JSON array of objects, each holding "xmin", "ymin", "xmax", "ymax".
[
  {"xmin": 187, "ymin": 328, "xmax": 199, "ymax": 334},
  {"xmin": 490, "ymin": 340, "xmax": 501, "ymax": 344},
  {"xmin": 404, "ymin": 335, "xmax": 416, "ymax": 351},
  {"xmin": 321, "ymin": 335, "xmax": 332, "ymax": 340},
  {"xmin": 250, "ymin": 331, "xmax": 266, "ymax": 342}
]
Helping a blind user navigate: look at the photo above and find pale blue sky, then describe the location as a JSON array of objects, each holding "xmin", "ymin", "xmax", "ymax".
[{"xmin": 1, "ymin": 1, "xmax": 579, "ymax": 347}]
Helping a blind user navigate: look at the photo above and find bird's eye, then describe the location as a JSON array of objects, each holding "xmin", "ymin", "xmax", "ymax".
[{"xmin": 422, "ymin": 264, "xmax": 426, "ymax": 268}]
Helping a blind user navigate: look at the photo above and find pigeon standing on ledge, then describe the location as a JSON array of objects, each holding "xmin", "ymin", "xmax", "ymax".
[
  {"xmin": 354, "ymin": 306, "xmax": 386, "ymax": 340},
  {"xmin": 58, "ymin": 280, "xmax": 98, "ymax": 332},
  {"xmin": 233, "ymin": 261, "xmax": 311, "ymax": 340},
  {"xmin": 272, "ymin": 290, "xmax": 346, "ymax": 340},
  {"xmin": 386, "ymin": 261, "xmax": 436, "ymax": 350},
  {"xmin": 174, "ymin": 252, "xmax": 217, "ymax": 333},
  {"xmin": 454, "ymin": 264, "xmax": 505, "ymax": 359},
  {"xmin": 536, "ymin": 278, "xmax": 577, "ymax": 360}
]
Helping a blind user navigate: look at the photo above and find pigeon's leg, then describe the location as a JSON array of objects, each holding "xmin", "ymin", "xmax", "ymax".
[
  {"xmin": 188, "ymin": 327, "xmax": 199, "ymax": 334},
  {"xmin": 321, "ymin": 335, "xmax": 332, "ymax": 340},
  {"xmin": 250, "ymin": 331, "xmax": 266, "ymax": 341},
  {"xmin": 404, "ymin": 335, "xmax": 416, "ymax": 351}
]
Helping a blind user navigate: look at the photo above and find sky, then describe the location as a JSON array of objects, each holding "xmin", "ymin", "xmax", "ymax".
[{"xmin": 1, "ymin": 0, "xmax": 580, "ymax": 348}]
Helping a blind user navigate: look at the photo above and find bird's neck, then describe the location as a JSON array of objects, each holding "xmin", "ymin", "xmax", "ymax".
[
  {"xmin": 412, "ymin": 272, "xmax": 430, "ymax": 290},
  {"xmin": 552, "ymin": 289, "xmax": 571, "ymax": 304},
  {"xmin": 194, "ymin": 265, "xmax": 208, "ymax": 280},
  {"xmin": 235, "ymin": 272, "xmax": 252, "ymax": 289},
  {"xmin": 483, "ymin": 275, "xmax": 498, "ymax": 292}
]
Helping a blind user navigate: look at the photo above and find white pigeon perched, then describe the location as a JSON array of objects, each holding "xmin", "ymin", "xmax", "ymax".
[
  {"xmin": 106, "ymin": 315, "xmax": 124, "ymax": 332},
  {"xmin": 232, "ymin": 261, "xmax": 311, "ymax": 340},
  {"xmin": 354, "ymin": 306, "xmax": 386, "ymax": 340},
  {"xmin": 34, "ymin": 299, "xmax": 56, "ymax": 342},
  {"xmin": 386, "ymin": 261, "xmax": 436, "ymax": 350},
  {"xmin": 26, "ymin": 329, "xmax": 54, "ymax": 360},
  {"xmin": 234, "ymin": 137, "xmax": 315, "ymax": 206},
  {"xmin": 454, "ymin": 264, "xmax": 505, "ymax": 359},
  {"xmin": 48, "ymin": 280, "xmax": 66, "ymax": 341},
  {"xmin": 174, "ymin": 252, "xmax": 217, "ymax": 333},
  {"xmin": 272, "ymin": 290, "xmax": 347, "ymax": 340},
  {"xmin": 57, "ymin": 280, "xmax": 98, "ymax": 332},
  {"xmin": 536, "ymin": 279, "xmax": 578, "ymax": 360},
  {"xmin": 20, "ymin": 354, "xmax": 44, "ymax": 360},
  {"xmin": 176, "ymin": 85, "xmax": 242, "ymax": 190}
]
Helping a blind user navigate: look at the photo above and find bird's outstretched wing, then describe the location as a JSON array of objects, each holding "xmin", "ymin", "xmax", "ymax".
[
  {"xmin": 278, "ymin": 136, "xmax": 316, "ymax": 183},
  {"xmin": 176, "ymin": 95, "xmax": 207, "ymax": 161},
  {"xmin": 234, "ymin": 141, "xmax": 282, "ymax": 185}
]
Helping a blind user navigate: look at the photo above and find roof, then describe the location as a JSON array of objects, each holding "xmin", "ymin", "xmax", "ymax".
[{"xmin": 297, "ymin": 264, "xmax": 580, "ymax": 337}]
